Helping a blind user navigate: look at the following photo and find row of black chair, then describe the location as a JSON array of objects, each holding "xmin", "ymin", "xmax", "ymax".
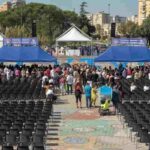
[
  {"xmin": 0, "ymin": 100, "xmax": 53, "ymax": 150},
  {"xmin": 0, "ymin": 77, "xmax": 46, "ymax": 100},
  {"xmin": 118, "ymin": 101, "xmax": 150, "ymax": 148},
  {"xmin": 121, "ymin": 78, "xmax": 150, "ymax": 101}
]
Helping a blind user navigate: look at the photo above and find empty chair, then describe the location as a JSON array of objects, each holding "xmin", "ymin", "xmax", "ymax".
[
  {"xmin": 32, "ymin": 146, "xmax": 44, "ymax": 150},
  {"xmin": 5, "ymin": 134, "xmax": 16, "ymax": 145},
  {"xmin": 34, "ymin": 129, "xmax": 45, "ymax": 137},
  {"xmin": 0, "ymin": 135, "xmax": 3, "ymax": 144},
  {"xmin": 36, "ymin": 124, "xmax": 46, "ymax": 130},
  {"xmin": 18, "ymin": 134, "xmax": 30, "ymax": 146},
  {"xmin": 0, "ymin": 128, "xmax": 6, "ymax": 137},
  {"xmin": 2, "ymin": 145, "xmax": 14, "ymax": 150},
  {"xmin": 9, "ymin": 129, "xmax": 19, "ymax": 137},
  {"xmin": 17, "ymin": 146, "xmax": 29, "ymax": 150},
  {"xmin": 24, "ymin": 123, "xmax": 34, "ymax": 130},
  {"xmin": 22, "ymin": 129, "xmax": 33, "ymax": 137},
  {"xmin": 1, "ymin": 123, "xmax": 11, "ymax": 131},
  {"xmin": 32, "ymin": 135, "xmax": 44, "ymax": 146},
  {"xmin": 12, "ymin": 123, "xmax": 23, "ymax": 131}
]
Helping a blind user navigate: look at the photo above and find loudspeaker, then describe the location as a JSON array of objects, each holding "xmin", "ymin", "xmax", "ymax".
[
  {"xmin": 111, "ymin": 23, "xmax": 116, "ymax": 37},
  {"xmin": 32, "ymin": 21, "xmax": 36, "ymax": 37}
]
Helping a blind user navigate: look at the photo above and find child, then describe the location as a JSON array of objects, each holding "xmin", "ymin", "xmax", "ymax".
[{"xmin": 91, "ymin": 84, "xmax": 98, "ymax": 107}]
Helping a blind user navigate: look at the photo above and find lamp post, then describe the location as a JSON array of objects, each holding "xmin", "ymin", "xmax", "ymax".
[{"xmin": 108, "ymin": 3, "xmax": 111, "ymax": 44}]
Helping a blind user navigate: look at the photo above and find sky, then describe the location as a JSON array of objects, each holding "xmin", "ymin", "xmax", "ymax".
[{"xmin": 1, "ymin": 0, "xmax": 138, "ymax": 17}]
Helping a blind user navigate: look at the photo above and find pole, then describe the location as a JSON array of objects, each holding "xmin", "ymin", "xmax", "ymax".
[
  {"xmin": 21, "ymin": 6, "xmax": 23, "ymax": 38},
  {"xmin": 108, "ymin": 2, "xmax": 111, "ymax": 44}
]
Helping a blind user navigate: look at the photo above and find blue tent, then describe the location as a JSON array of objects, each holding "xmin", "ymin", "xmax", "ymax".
[
  {"xmin": 0, "ymin": 46, "xmax": 57, "ymax": 62},
  {"xmin": 95, "ymin": 46, "xmax": 150, "ymax": 62}
]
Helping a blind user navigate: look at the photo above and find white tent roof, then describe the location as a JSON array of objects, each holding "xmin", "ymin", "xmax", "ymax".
[
  {"xmin": 0, "ymin": 33, "xmax": 5, "ymax": 41},
  {"xmin": 56, "ymin": 25, "xmax": 92, "ymax": 42}
]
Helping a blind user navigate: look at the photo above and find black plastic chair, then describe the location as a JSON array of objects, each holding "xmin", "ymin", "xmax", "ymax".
[
  {"xmin": 17, "ymin": 145, "xmax": 29, "ymax": 150},
  {"xmin": 5, "ymin": 134, "xmax": 16, "ymax": 146},
  {"xmin": 32, "ymin": 146, "xmax": 44, "ymax": 150},
  {"xmin": 18, "ymin": 134, "xmax": 30, "ymax": 146},
  {"xmin": 2, "ymin": 145, "xmax": 14, "ymax": 150},
  {"xmin": 9, "ymin": 129, "xmax": 19, "ymax": 137}
]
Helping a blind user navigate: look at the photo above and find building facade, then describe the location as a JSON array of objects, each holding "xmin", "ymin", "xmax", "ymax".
[
  {"xmin": 86, "ymin": 12, "xmax": 111, "ymax": 26},
  {"xmin": 86, "ymin": 12, "xmax": 112, "ymax": 37},
  {"xmin": 114, "ymin": 15, "xmax": 127, "ymax": 23},
  {"xmin": 0, "ymin": 2, "xmax": 12, "ymax": 12},
  {"xmin": 138, "ymin": 0, "xmax": 150, "ymax": 25},
  {"xmin": 127, "ymin": 15, "xmax": 138, "ymax": 24},
  {"xmin": 0, "ymin": 0, "xmax": 25, "ymax": 12},
  {"xmin": 11, "ymin": 0, "xmax": 26, "ymax": 8}
]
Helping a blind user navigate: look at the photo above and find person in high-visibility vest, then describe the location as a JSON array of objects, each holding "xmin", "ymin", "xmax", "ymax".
[{"xmin": 100, "ymin": 99, "xmax": 110, "ymax": 111}]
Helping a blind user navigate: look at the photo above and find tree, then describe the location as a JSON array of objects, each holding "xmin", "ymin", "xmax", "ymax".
[
  {"xmin": 117, "ymin": 21, "xmax": 140, "ymax": 37},
  {"xmin": 0, "ymin": 3, "xmax": 95, "ymax": 46},
  {"xmin": 80, "ymin": 2, "xmax": 88, "ymax": 16},
  {"xmin": 79, "ymin": 2, "xmax": 95, "ymax": 36},
  {"xmin": 140, "ymin": 16, "xmax": 150, "ymax": 45}
]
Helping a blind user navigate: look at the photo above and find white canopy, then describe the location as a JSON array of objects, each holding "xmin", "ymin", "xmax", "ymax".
[
  {"xmin": 56, "ymin": 25, "xmax": 92, "ymax": 42},
  {"xmin": 0, "ymin": 33, "xmax": 5, "ymax": 48}
]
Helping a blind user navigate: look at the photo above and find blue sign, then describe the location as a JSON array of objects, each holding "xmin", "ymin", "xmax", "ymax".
[
  {"xmin": 80, "ymin": 58, "xmax": 94, "ymax": 65},
  {"xmin": 99, "ymin": 86, "xmax": 112, "ymax": 96},
  {"xmin": 112, "ymin": 38, "xmax": 147, "ymax": 47},
  {"xmin": 3, "ymin": 38, "xmax": 12, "ymax": 46},
  {"xmin": 138, "ymin": 62, "xmax": 144, "ymax": 66},
  {"xmin": 67, "ymin": 58, "xmax": 74, "ymax": 64},
  {"xmin": 112, "ymin": 62, "xmax": 128, "ymax": 68},
  {"xmin": 3, "ymin": 38, "xmax": 39, "ymax": 46}
]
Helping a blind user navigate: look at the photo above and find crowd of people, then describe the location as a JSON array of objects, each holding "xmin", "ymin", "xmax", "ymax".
[
  {"xmin": 0, "ymin": 63, "xmax": 150, "ymax": 109},
  {"xmin": 55, "ymin": 45, "xmax": 107, "ymax": 56}
]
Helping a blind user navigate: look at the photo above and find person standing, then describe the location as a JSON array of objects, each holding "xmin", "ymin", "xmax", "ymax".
[
  {"xmin": 91, "ymin": 84, "xmax": 97, "ymax": 107},
  {"xmin": 75, "ymin": 81, "xmax": 83, "ymax": 108},
  {"xmin": 59, "ymin": 75, "xmax": 66, "ymax": 95},
  {"xmin": 66, "ymin": 73, "xmax": 74, "ymax": 94},
  {"xmin": 84, "ymin": 82, "xmax": 92, "ymax": 108}
]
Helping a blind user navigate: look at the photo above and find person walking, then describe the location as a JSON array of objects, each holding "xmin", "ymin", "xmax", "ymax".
[
  {"xmin": 66, "ymin": 73, "xmax": 74, "ymax": 94},
  {"xmin": 84, "ymin": 82, "xmax": 92, "ymax": 108},
  {"xmin": 59, "ymin": 75, "xmax": 66, "ymax": 95},
  {"xmin": 75, "ymin": 81, "xmax": 83, "ymax": 108}
]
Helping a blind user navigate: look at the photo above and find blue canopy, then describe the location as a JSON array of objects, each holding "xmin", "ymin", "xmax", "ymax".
[
  {"xmin": 0, "ymin": 46, "xmax": 56, "ymax": 62},
  {"xmin": 95, "ymin": 46, "xmax": 150, "ymax": 62}
]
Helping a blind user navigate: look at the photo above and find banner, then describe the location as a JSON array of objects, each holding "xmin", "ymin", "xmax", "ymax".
[
  {"xmin": 112, "ymin": 38, "xmax": 147, "ymax": 47},
  {"xmin": 80, "ymin": 58, "xmax": 94, "ymax": 65},
  {"xmin": 3, "ymin": 38, "xmax": 39, "ymax": 46}
]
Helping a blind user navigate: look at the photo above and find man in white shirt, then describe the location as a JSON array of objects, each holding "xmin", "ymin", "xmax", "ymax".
[
  {"xmin": 130, "ymin": 83, "xmax": 136, "ymax": 92},
  {"xmin": 143, "ymin": 85, "xmax": 149, "ymax": 92},
  {"xmin": 66, "ymin": 73, "xmax": 74, "ymax": 94},
  {"xmin": 6, "ymin": 69, "xmax": 11, "ymax": 81},
  {"xmin": 51, "ymin": 69, "xmax": 55, "ymax": 78},
  {"xmin": 42, "ymin": 75, "xmax": 48, "ymax": 87}
]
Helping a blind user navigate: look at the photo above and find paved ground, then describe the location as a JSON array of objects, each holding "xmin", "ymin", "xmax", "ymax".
[{"xmin": 48, "ymin": 95, "xmax": 148, "ymax": 150}]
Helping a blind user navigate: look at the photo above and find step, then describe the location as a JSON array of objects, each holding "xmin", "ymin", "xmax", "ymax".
[
  {"xmin": 47, "ymin": 137, "xmax": 59, "ymax": 140},
  {"xmin": 49, "ymin": 124, "xmax": 60, "ymax": 127},
  {"xmin": 51, "ymin": 121, "xmax": 61, "ymax": 123},
  {"xmin": 48, "ymin": 128, "xmax": 58, "ymax": 130},
  {"xmin": 52, "ymin": 117, "xmax": 62, "ymax": 120},
  {"xmin": 47, "ymin": 133, "xmax": 58, "ymax": 136},
  {"xmin": 46, "ymin": 143, "xmax": 59, "ymax": 146}
]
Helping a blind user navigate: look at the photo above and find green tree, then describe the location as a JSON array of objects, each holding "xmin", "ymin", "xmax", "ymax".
[
  {"xmin": 140, "ymin": 16, "xmax": 150, "ymax": 45},
  {"xmin": 79, "ymin": 2, "xmax": 95, "ymax": 36},
  {"xmin": 117, "ymin": 21, "xmax": 140, "ymax": 37},
  {"xmin": 0, "ymin": 3, "xmax": 95, "ymax": 46}
]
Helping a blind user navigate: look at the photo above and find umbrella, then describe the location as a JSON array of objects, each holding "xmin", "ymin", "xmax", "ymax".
[{"xmin": 61, "ymin": 63, "xmax": 71, "ymax": 68}]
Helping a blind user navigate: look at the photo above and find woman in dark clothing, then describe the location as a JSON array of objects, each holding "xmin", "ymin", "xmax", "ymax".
[
  {"xmin": 75, "ymin": 81, "xmax": 83, "ymax": 108},
  {"xmin": 112, "ymin": 85, "xmax": 120, "ymax": 108}
]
